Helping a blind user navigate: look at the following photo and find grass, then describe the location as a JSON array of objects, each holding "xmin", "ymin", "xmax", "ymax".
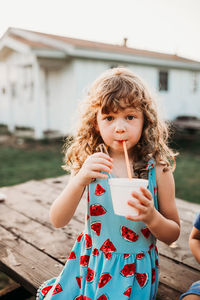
[
  {"xmin": 0, "ymin": 133, "xmax": 199, "ymax": 203},
  {"xmin": 0, "ymin": 138, "xmax": 66, "ymax": 187},
  {"xmin": 174, "ymin": 154, "xmax": 200, "ymax": 204},
  {"xmin": 171, "ymin": 131, "xmax": 200, "ymax": 204}
]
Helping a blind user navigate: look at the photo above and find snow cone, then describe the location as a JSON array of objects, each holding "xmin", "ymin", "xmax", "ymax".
[{"xmin": 108, "ymin": 178, "xmax": 148, "ymax": 217}]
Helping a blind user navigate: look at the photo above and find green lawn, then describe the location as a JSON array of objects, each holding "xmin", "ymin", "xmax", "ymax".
[
  {"xmin": 0, "ymin": 133, "xmax": 199, "ymax": 203},
  {"xmin": 174, "ymin": 154, "xmax": 200, "ymax": 204},
  {"xmin": 0, "ymin": 140, "xmax": 66, "ymax": 187},
  {"xmin": 172, "ymin": 132, "xmax": 200, "ymax": 204}
]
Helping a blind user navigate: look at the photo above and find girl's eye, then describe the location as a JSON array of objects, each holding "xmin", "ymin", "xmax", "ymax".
[
  {"xmin": 126, "ymin": 115, "xmax": 135, "ymax": 120},
  {"xmin": 106, "ymin": 116, "xmax": 114, "ymax": 121}
]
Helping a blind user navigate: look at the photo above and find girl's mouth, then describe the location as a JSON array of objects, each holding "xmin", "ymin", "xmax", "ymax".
[{"xmin": 116, "ymin": 140, "xmax": 126, "ymax": 144}]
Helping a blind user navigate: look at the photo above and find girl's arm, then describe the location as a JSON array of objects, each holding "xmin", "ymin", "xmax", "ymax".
[
  {"xmin": 50, "ymin": 153, "xmax": 113, "ymax": 228},
  {"xmin": 189, "ymin": 226, "xmax": 200, "ymax": 263},
  {"xmin": 49, "ymin": 174, "xmax": 86, "ymax": 228},
  {"xmin": 127, "ymin": 165, "xmax": 180, "ymax": 245},
  {"xmin": 147, "ymin": 165, "xmax": 180, "ymax": 244}
]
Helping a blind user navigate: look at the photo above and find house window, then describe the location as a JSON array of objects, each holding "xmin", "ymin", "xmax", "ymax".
[
  {"xmin": 159, "ymin": 71, "xmax": 168, "ymax": 91},
  {"xmin": 192, "ymin": 72, "xmax": 198, "ymax": 93},
  {"xmin": 2, "ymin": 87, "xmax": 6, "ymax": 94},
  {"xmin": 110, "ymin": 64, "xmax": 118, "ymax": 69}
]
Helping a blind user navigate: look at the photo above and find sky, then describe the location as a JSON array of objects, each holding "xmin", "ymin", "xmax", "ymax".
[{"xmin": 0, "ymin": 0, "xmax": 200, "ymax": 62}]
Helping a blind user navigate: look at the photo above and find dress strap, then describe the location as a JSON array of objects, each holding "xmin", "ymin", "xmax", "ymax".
[
  {"xmin": 147, "ymin": 159, "xmax": 158, "ymax": 211},
  {"xmin": 146, "ymin": 159, "xmax": 156, "ymax": 171}
]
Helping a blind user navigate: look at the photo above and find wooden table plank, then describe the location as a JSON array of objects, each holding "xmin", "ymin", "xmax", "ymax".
[
  {"xmin": 159, "ymin": 255, "xmax": 200, "ymax": 293},
  {"xmin": 0, "ymin": 176, "xmax": 85, "ymax": 228},
  {"xmin": 157, "ymin": 198, "xmax": 200, "ymax": 271},
  {"xmin": 0, "ymin": 203, "xmax": 84, "ymax": 263},
  {"xmin": 0, "ymin": 226, "xmax": 63, "ymax": 295}
]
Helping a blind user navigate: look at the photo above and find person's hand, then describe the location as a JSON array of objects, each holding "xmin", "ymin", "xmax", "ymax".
[
  {"xmin": 126, "ymin": 187, "xmax": 156, "ymax": 225},
  {"xmin": 76, "ymin": 153, "xmax": 113, "ymax": 187}
]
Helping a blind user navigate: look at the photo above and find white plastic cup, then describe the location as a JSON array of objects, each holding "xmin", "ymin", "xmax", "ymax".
[{"xmin": 108, "ymin": 178, "xmax": 148, "ymax": 217}]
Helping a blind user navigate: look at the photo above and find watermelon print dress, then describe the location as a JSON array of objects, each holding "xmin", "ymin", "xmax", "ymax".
[{"xmin": 37, "ymin": 159, "xmax": 159, "ymax": 300}]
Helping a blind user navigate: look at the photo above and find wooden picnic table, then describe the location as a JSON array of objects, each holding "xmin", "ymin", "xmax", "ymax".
[{"xmin": 0, "ymin": 175, "xmax": 199, "ymax": 299}]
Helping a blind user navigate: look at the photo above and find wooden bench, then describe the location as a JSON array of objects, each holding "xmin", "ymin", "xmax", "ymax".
[{"xmin": 0, "ymin": 176, "xmax": 199, "ymax": 299}]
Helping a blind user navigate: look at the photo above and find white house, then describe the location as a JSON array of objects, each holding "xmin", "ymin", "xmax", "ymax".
[{"xmin": 0, "ymin": 27, "xmax": 200, "ymax": 139}]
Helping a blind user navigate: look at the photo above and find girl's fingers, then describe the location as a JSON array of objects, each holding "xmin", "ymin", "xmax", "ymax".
[
  {"xmin": 91, "ymin": 171, "xmax": 108, "ymax": 179},
  {"xmin": 131, "ymin": 192, "xmax": 149, "ymax": 206},
  {"xmin": 131, "ymin": 191, "xmax": 152, "ymax": 206},
  {"xmin": 93, "ymin": 152, "xmax": 113, "ymax": 162},
  {"xmin": 126, "ymin": 215, "xmax": 141, "ymax": 222},
  {"xmin": 140, "ymin": 187, "xmax": 152, "ymax": 200},
  {"xmin": 128, "ymin": 200, "xmax": 148, "ymax": 213},
  {"xmin": 85, "ymin": 153, "xmax": 112, "ymax": 166},
  {"xmin": 92, "ymin": 164, "xmax": 112, "ymax": 173},
  {"xmin": 93, "ymin": 158, "xmax": 113, "ymax": 169},
  {"xmin": 127, "ymin": 189, "xmax": 154, "ymax": 223}
]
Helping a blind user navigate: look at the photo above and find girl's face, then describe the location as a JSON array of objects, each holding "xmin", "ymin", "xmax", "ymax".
[{"xmin": 96, "ymin": 107, "xmax": 144, "ymax": 155}]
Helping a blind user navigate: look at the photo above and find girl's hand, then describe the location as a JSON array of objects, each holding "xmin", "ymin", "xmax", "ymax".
[
  {"xmin": 76, "ymin": 153, "xmax": 113, "ymax": 187},
  {"xmin": 126, "ymin": 187, "xmax": 156, "ymax": 226}
]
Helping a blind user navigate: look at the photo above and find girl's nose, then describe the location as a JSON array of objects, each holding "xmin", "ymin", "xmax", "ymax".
[
  {"xmin": 115, "ymin": 120, "xmax": 126, "ymax": 133},
  {"xmin": 115, "ymin": 127, "xmax": 125, "ymax": 133}
]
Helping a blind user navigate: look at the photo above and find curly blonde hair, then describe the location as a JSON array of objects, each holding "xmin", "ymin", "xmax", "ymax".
[{"xmin": 63, "ymin": 67, "xmax": 177, "ymax": 177}]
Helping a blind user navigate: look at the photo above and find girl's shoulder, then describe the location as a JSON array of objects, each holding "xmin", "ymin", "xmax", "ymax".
[
  {"xmin": 155, "ymin": 163, "xmax": 165, "ymax": 175},
  {"xmin": 155, "ymin": 163, "xmax": 174, "ymax": 188}
]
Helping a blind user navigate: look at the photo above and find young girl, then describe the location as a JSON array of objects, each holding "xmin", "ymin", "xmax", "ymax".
[{"xmin": 37, "ymin": 67, "xmax": 180, "ymax": 300}]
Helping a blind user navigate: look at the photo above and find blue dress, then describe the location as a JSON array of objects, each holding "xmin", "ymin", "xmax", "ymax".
[{"xmin": 37, "ymin": 160, "xmax": 159, "ymax": 300}]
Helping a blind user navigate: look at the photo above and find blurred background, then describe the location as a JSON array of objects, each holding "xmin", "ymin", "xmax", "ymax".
[{"xmin": 0, "ymin": 0, "xmax": 199, "ymax": 296}]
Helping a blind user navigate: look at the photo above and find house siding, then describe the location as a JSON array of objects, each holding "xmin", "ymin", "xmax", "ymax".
[{"xmin": 0, "ymin": 31, "xmax": 200, "ymax": 138}]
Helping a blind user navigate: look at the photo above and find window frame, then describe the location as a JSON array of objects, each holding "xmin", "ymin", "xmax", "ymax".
[{"xmin": 158, "ymin": 70, "xmax": 169, "ymax": 92}]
